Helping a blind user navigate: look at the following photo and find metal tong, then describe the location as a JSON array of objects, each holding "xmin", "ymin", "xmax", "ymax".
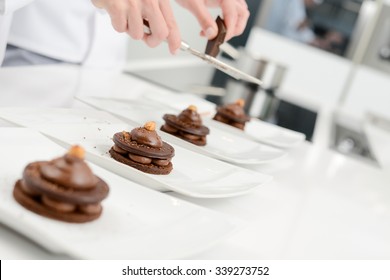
[{"xmin": 143, "ymin": 20, "xmax": 263, "ymax": 86}]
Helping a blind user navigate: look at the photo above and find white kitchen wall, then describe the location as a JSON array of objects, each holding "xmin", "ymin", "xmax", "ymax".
[
  {"xmin": 246, "ymin": 28, "xmax": 352, "ymax": 111},
  {"xmin": 343, "ymin": 66, "xmax": 390, "ymax": 120}
]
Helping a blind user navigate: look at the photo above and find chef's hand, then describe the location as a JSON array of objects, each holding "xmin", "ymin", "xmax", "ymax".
[
  {"xmin": 175, "ymin": 0, "xmax": 250, "ymax": 41},
  {"xmin": 91, "ymin": 0, "xmax": 181, "ymax": 54}
]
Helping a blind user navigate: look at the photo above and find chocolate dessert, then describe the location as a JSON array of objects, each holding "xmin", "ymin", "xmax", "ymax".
[
  {"xmin": 13, "ymin": 146, "xmax": 109, "ymax": 223},
  {"xmin": 213, "ymin": 99, "xmax": 250, "ymax": 130},
  {"xmin": 161, "ymin": 105, "xmax": 210, "ymax": 146},
  {"xmin": 110, "ymin": 121, "xmax": 175, "ymax": 175},
  {"xmin": 205, "ymin": 16, "xmax": 227, "ymax": 57}
]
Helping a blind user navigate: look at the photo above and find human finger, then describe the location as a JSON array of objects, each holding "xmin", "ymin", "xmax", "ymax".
[
  {"xmin": 219, "ymin": 0, "xmax": 238, "ymax": 41},
  {"xmin": 234, "ymin": 1, "xmax": 250, "ymax": 36},
  {"xmin": 142, "ymin": 0, "xmax": 169, "ymax": 48},
  {"xmin": 95, "ymin": 0, "xmax": 128, "ymax": 33},
  {"xmin": 177, "ymin": 0, "xmax": 218, "ymax": 39},
  {"xmin": 159, "ymin": 0, "xmax": 181, "ymax": 54},
  {"xmin": 126, "ymin": 0, "xmax": 144, "ymax": 40}
]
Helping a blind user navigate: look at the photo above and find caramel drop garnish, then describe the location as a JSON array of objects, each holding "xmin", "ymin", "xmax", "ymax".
[
  {"xmin": 68, "ymin": 145, "xmax": 85, "ymax": 159},
  {"xmin": 236, "ymin": 99, "xmax": 245, "ymax": 107},
  {"xmin": 144, "ymin": 121, "xmax": 156, "ymax": 131},
  {"xmin": 188, "ymin": 105, "xmax": 197, "ymax": 112}
]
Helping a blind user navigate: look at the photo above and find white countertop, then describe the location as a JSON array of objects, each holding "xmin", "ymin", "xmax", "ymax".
[{"xmin": 1, "ymin": 65, "xmax": 390, "ymax": 259}]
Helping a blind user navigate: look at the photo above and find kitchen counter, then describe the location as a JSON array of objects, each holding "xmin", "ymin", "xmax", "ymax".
[{"xmin": 0, "ymin": 65, "xmax": 389, "ymax": 259}]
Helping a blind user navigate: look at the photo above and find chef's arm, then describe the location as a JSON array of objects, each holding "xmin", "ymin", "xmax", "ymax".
[{"xmin": 0, "ymin": 0, "xmax": 34, "ymax": 15}]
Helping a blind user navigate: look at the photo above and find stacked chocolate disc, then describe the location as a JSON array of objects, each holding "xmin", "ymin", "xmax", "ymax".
[
  {"xmin": 110, "ymin": 121, "xmax": 175, "ymax": 175},
  {"xmin": 13, "ymin": 146, "xmax": 109, "ymax": 223},
  {"xmin": 213, "ymin": 99, "xmax": 250, "ymax": 130},
  {"xmin": 161, "ymin": 105, "xmax": 210, "ymax": 146}
]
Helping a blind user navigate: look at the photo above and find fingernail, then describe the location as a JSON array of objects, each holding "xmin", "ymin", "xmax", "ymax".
[
  {"xmin": 173, "ymin": 48, "xmax": 179, "ymax": 55},
  {"xmin": 205, "ymin": 27, "xmax": 216, "ymax": 39}
]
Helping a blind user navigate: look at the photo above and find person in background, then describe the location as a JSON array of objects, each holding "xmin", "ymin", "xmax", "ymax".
[
  {"xmin": 0, "ymin": 0, "xmax": 250, "ymax": 67},
  {"xmin": 263, "ymin": 0, "xmax": 320, "ymax": 44},
  {"xmin": 315, "ymin": 29, "xmax": 347, "ymax": 55}
]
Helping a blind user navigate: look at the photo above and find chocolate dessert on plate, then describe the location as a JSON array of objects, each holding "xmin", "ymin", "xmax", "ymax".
[
  {"xmin": 161, "ymin": 105, "xmax": 210, "ymax": 146},
  {"xmin": 110, "ymin": 121, "xmax": 175, "ymax": 175},
  {"xmin": 13, "ymin": 146, "xmax": 109, "ymax": 223},
  {"xmin": 213, "ymin": 99, "xmax": 250, "ymax": 130}
]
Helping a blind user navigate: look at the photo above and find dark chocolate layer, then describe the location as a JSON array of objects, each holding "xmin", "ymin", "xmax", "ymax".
[
  {"xmin": 109, "ymin": 148, "xmax": 173, "ymax": 175},
  {"xmin": 13, "ymin": 181, "xmax": 103, "ymax": 223},
  {"xmin": 163, "ymin": 114, "xmax": 210, "ymax": 136},
  {"xmin": 113, "ymin": 132, "xmax": 174, "ymax": 159},
  {"xmin": 23, "ymin": 162, "xmax": 109, "ymax": 205},
  {"xmin": 215, "ymin": 106, "xmax": 250, "ymax": 123},
  {"xmin": 160, "ymin": 125, "xmax": 207, "ymax": 146}
]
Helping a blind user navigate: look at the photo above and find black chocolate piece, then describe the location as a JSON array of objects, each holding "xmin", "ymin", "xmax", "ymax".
[{"xmin": 205, "ymin": 16, "xmax": 227, "ymax": 57}]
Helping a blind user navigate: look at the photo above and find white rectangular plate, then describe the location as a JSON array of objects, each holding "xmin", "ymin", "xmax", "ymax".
[
  {"xmin": 0, "ymin": 108, "xmax": 272, "ymax": 198},
  {"xmin": 77, "ymin": 97, "xmax": 286, "ymax": 164},
  {"xmin": 142, "ymin": 91, "xmax": 217, "ymax": 118},
  {"xmin": 132, "ymin": 91, "xmax": 306, "ymax": 149},
  {"xmin": 0, "ymin": 128, "xmax": 237, "ymax": 259},
  {"xmin": 209, "ymin": 118, "xmax": 306, "ymax": 149}
]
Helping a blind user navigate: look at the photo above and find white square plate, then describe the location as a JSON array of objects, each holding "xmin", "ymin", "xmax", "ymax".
[
  {"xmin": 0, "ymin": 128, "xmax": 237, "ymax": 259},
  {"xmin": 77, "ymin": 97, "xmax": 286, "ymax": 165},
  {"xmin": 0, "ymin": 108, "xmax": 272, "ymax": 198}
]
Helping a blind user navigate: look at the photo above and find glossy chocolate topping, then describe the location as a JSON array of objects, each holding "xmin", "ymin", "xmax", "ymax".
[
  {"xmin": 223, "ymin": 99, "xmax": 247, "ymax": 118},
  {"xmin": 130, "ymin": 122, "xmax": 163, "ymax": 148},
  {"xmin": 177, "ymin": 106, "xmax": 202, "ymax": 126},
  {"xmin": 40, "ymin": 154, "xmax": 98, "ymax": 190},
  {"xmin": 205, "ymin": 16, "xmax": 227, "ymax": 57}
]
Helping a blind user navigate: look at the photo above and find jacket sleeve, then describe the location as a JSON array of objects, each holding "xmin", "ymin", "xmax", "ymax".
[{"xmin": 0, "ymin": 0, "xmax": 35, "ymax": 15}]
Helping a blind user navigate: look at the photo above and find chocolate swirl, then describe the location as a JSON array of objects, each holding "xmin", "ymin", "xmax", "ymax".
[
  {"xmin": 177, "ymin": 106, "xmax": 202, "ymax": 126},
  {"xmin": 40, "ymin": 154, "xmax": 98, "ymax": 190},
  {"xmin": 130, "ymin": 122, "xmax": 163, "ymax": 148},
  {"xmin": 224, "ymin": 102, "xmax": 246, "ymax": 118}
]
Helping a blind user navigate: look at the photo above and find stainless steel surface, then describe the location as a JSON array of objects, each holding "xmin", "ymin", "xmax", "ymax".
[
  {"xmin": 330, "ymin": 111, "xmax": 379, "ymax": 166},
  {"xmin": 126, "ymin": 64, "xmax": 215, "ymax": 94},
  {"xmin": 379, "ymin": 46, "xmax": 390, "ymax": 60},
  {"xmin": 187, "ymin": 85, "xmax": 226, "ymax": 96},
  {"xmin": 219, "ymin": 42, "xmax": 241, "ymax": 59},
  {"xmin": 331, "ymin": 122, "xmax": 378, "ymax": 166},
  {"xmin": 361, "ymin": 3, "xmax": 390, "ymax": 72},
  {"xmin": 221, "ymin": 48, "xmax": 288, "ymax": 121},
  {"xmin": 223, "ymin": 51, "xmax": 269, "ymax": 113},
  {"xmin": 268, "ymin": 64, "xmax": 287, "ymax": 90},
  {"xmin": 347, "ymin": 1, "xmax": 390, "ymax": 72},
  {"xmin": 366, "ymin": 112, "xmax": 390, "ymax": 133}
]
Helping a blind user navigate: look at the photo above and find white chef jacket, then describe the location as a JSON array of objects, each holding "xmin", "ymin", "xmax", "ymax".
[
  {"xmin": 0, "ymin": 0, "xmax": 128, "ymax": 69},
  {"xmin": 0, "ymin": 15, "xmax": 11, "ymax": 63},
  {"xmin": 0, "ymin": 0, "xmax": 34, "ymax": 14},
  {"xmin": 0, "ymin": 0, "xmax": 34, "ymax": 64}
]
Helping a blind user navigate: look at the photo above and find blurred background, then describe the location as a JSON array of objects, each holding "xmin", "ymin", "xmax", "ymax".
[{"xmin": 126, "ymin": 0, "xmax": 390, "ymax": 166}]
